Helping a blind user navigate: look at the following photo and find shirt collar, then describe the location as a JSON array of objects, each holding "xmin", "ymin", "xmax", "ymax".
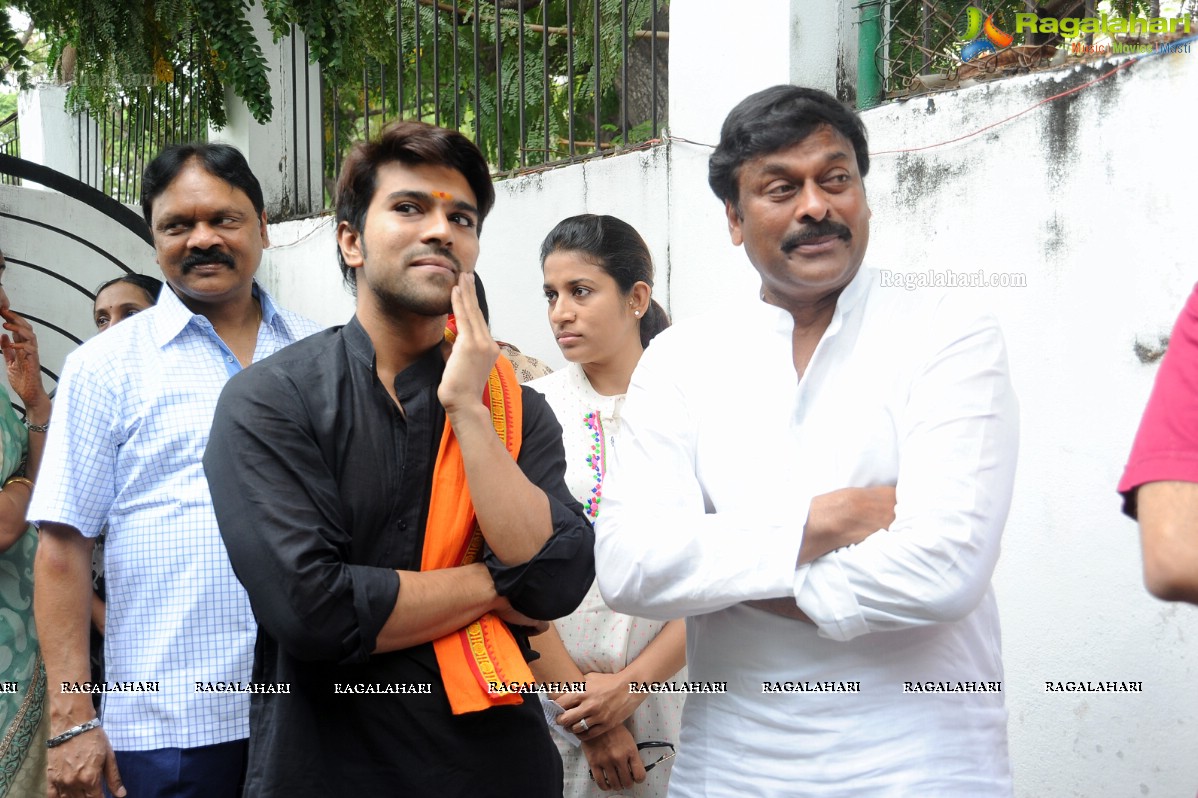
[
  {"xmin": 150, "ymin": 280, "xmax": 280, "ymax": 348},
  {"xmin": 343, "ymin": 315, "xmax": 377, "ymax": 371},
  {"xmin": 343, "ymin": 315, "xmax": 446, "ymax": 396},
  {"xmin": 835, "ymin": 263, "xmax": 872, "ymax": 318},
  {"xmin": 755, "ymin": 262, "xmax": 874, "ymax": 339}
]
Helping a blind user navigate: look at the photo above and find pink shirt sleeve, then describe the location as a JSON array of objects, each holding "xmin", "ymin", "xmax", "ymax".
[{"xmin": 1119, "ymin": 283, "xmax": 1198, "ymax": 518}]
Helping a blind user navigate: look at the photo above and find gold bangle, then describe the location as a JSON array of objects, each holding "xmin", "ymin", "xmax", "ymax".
[{"xmin": 2, "ymin": 476, "xmax": 34, "ymax": 491}]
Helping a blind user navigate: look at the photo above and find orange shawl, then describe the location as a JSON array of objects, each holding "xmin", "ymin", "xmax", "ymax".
[{"xmin": 422, "ymin": 327, "xmax": 534, "ymax": 714}]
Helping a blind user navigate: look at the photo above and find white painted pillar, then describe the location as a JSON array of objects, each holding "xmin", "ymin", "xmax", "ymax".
[
  {"xmin": 207, "ymin": 8, "xmax": 323, "ymax": 220},
  {"xmin": 16, "ymin": 84, "xmax": 83, "ymax": 183},
  {"xmin": 789, "ymin": 0, "xmax": 860, "ymax": 103},
  {"xmin": 668, "ymin": 0, "xmax": 792, "ymax": 146}
]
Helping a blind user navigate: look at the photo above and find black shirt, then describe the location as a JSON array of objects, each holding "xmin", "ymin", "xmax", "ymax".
[{"xmin": 204, "ymin": 317, "xmax": 594, "ymax": 797}]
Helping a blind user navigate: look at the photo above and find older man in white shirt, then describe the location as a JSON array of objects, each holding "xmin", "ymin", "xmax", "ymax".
[{"xmin": 595, "ymin": 85, "xmax": 1019, "ymax": 796}]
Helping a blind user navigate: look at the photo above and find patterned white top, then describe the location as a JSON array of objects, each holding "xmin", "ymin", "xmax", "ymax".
[
  {"xmin": 529, "ymin": 363, "xmax": 685, "ymax": 798},
  {"xmin": 29, "ymin": 284, "xmax": 320, "ymax": 750}
]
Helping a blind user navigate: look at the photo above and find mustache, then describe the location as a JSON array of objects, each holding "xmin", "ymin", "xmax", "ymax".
[
  {"xmin": 181, "ymin": 249, "xmax": 235, "ymax": 272},
  {"xmin": 781, "ymin": 221, "xmax": 852, "ymax": 253},
  {"xmin": 405, "ymin": 245, "xmax": 462, "ymax": 272}
]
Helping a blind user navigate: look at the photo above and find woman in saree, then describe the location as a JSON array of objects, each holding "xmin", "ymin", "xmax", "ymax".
[{"xmin": 0, "ymin": 244, "xmax": 53, "ymax": 795}]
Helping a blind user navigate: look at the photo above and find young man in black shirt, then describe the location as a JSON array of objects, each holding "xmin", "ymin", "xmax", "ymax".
[{"xmin": 204, "ymin": 121, "xmax": 594, "ymax": 796}]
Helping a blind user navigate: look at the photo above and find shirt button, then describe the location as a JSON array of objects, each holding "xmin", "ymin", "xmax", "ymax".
[
  {"xmin": 398, "ymin": 521, "xmax": 408, "ymax": 531},
  {"xmin": 226, "ymin": 356, "xmax": 234, "ymax": 363}
]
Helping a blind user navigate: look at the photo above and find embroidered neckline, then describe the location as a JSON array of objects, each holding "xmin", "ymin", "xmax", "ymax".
[{"xmin": 583, "ymin": 410, "xmax": 606, "ymax": 520}]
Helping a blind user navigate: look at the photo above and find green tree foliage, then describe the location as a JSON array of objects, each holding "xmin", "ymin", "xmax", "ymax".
[
  {"xmin": 0, "ymin": 11, "xmax": 33, "ymax": 89},
  {"xmin": 0, "ymin": 0, "xmax": 271, "ymax": 127}
]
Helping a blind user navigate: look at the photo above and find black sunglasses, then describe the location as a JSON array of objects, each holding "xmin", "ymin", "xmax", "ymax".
[{"xmin": 587, "ymin": 741, "xmax": 676, "ymax": 781}]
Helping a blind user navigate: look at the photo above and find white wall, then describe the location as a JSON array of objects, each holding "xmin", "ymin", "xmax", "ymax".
[
  {"xmin": 257, "ymin": 215, "xmax": 351, "ymax": 328},
  {"xmin": 863, "ymin": 51, "xmax": 1198, "ymax": 796},
  {"xmin": 16, "ymin": 85, "xmax": 82, "ymax": 181}
]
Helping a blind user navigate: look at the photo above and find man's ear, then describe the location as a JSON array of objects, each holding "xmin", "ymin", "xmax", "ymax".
[
  {"xmin": 259, "ymin": 211, "xmax": 271, "ymax": 249},
  {"xmin": 336, "ymin": 221, "xmax": 365, "ymax": 269},
  {"xmin": 725, "ymin": 200, "xmax": 744, "ymax": 247}
]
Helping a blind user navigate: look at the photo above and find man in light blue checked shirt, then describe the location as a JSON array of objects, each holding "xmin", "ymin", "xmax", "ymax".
[{"xmin": 30, "ymin": 143, "xmax": 320, "ymax": 798}]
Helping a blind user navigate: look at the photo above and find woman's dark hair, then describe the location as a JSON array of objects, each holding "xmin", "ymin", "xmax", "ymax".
[
  {"xmin": 94, "ymin": 274, "xmax": 164, "ymax": 306},
  {"xmin": 540, "ymin": 214, "xmax": 670, "ymax": 349},
  {"xmin": 141, "ymin": 143, "xmax": 265, "ymax": 227},
  {"xmin": 708, "ymin": 85, "xmax": 870, "ymax": 213},
  {"xmin": 335, "ymin": 120, "xmax": 496, "ymax": 294}
]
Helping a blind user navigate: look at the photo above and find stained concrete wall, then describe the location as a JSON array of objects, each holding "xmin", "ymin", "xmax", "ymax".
[{"xmin": 863, "ymin": 51, "xmax": 1198, "ymax": 797}]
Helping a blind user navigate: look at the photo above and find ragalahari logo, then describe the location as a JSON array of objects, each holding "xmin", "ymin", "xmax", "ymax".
[{"xmin": 960, "ymin": 7, "xmax": 1015, "ymax": 62}]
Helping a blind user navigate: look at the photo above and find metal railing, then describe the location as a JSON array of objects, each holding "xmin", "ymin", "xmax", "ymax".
[
  {"xmin": 0, "ymin": 113, "xmax": 19, "ymax": 185},
  {"xmin": 52, "ymin": 1, "xmax": 669, "ymax": 217},
  {"xmin": 76, "ymin": 68, "xmax": 209, "ymax": 207},
  {"xmin": 325, "ymin": 0, "xmax": 670, "ymax": 187},
  {"xmin": 284, "ymin": 25, "xmax": 322, "ymax": 218},
  {"xmin": 870, "ymin": 1, "xmax": 1047, "ymax": 99}
]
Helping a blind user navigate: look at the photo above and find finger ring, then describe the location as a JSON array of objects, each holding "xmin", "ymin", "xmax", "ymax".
[{"xmin": 578, "ymin": 718, "xmax": 589, "ymax": 733}]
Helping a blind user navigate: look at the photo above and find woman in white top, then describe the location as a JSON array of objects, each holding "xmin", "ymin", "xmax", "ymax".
[{"xmin": 528, "ymin": 215, "xmax": 686, "ymax": 797}]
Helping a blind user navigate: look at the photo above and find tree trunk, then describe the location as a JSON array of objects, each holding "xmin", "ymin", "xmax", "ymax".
[
  {"xmin": 59, "ymin": 45, "xmax": 77, "ymax": 84},
  {"xmin": 615, "ymin": 5, "xmax": 669, "ymax": 138}
]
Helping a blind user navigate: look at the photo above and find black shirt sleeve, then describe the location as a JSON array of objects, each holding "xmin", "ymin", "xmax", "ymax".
[
  {"xmin": 205, "ymin": 357, "xmax": 400, "ymax": 665},
  {"xmin": 485, "ymin": 385, "xmax": 596, "ymax": 620}
]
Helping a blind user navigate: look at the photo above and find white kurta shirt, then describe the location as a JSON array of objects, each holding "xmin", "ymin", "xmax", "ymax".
[{"xmin": 596, "ymin": 266, "xmax": 1019, "ymax": 796}]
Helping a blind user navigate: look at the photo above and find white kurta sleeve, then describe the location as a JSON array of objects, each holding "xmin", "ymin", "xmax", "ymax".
[
  {"xmin": 794, "ymin": 305, "xmax": 1019, "ymax": 641},
  {"xmin": 595, "ymin": 330, "xmax": 807, "ymax": 621}
]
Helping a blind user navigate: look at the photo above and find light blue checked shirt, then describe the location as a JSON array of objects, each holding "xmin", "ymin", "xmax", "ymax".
[{"xmin": 30, "ymin": 282, "xmax": 321, "ymax": 750}]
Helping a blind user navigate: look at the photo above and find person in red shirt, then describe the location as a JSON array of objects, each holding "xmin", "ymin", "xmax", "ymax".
[{"xmin": 1119, "ymin": 283, "xmax": 1198, "ymax": 604}]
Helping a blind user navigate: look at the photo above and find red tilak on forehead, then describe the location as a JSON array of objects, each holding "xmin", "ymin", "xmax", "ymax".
[{"xmin": 431, "ymin": 191, "xmax": 453, "ymax": 201}]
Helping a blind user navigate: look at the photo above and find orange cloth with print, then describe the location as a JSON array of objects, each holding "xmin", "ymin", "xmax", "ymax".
[{"xmin": 423, "ymin": 320, "xmax": 534, "ymax": 714}]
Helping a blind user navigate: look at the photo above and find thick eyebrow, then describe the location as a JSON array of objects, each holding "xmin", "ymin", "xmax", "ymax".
[
  {"xmin": 385, "ymin": 190, "xmax": 479, "ymax": 218},
  {"xmin": 154, "ymin": 208, "xmax": 249, "ymax": 228},
  {"xmin": 543, "ymin": 277, "xmax": 597, "ymax": 292},
  {"xmin": 758, "ymin": 150, "xmax": 851, "ymax": 176}
]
